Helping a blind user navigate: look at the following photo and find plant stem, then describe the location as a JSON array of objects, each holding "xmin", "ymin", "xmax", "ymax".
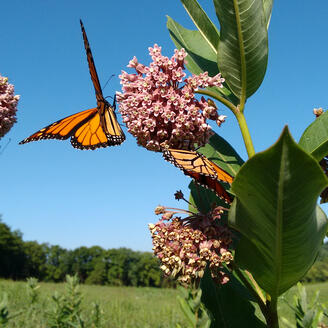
[
  {"xmin": 235, "ymin": 110, "xmax": 255, "ymax": 158},
  {"xmin": 196, "ymin": 89, "xmax": 255, "ymax": 158},
  {"xmin": 196, "ymin": 89, "xmax": 238, "ymax": 114},
  {"xmin": 266, "ymin": 296, "xmax": 279, "ymax": 328}
]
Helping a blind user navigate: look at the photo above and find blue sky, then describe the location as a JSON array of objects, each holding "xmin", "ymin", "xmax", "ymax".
[{"xmin": 1, "ymin": 1, "xmax": 328, "ymax": 251}]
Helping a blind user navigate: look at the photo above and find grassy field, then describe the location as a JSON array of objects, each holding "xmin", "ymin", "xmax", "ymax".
[
  {"xmin": 0, "ymin": 279, "xmax": 327, "ymax": 327},
  {"xmin": 0, "ymin": 279, "xmax": 188, "ymax": 328}
]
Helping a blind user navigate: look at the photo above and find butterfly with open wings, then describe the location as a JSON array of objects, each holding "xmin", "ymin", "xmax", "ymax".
[{"xmin": 20, "ymin": 20, "xmax": 125, "ymax": 150}]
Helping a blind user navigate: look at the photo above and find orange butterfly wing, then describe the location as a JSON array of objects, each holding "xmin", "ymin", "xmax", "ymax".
[
  {"xmin": 20, "ymin": 20, "xmax": 125, "ymax": 149},
  {"xmin": 19, "ymin": 108, "xmax": 115, "ymax": 149},
  {"xmin": 80, "ymin": 20, "xmax": 125, "ymax": 143},
  {"xmin": 163, "ymin": 149, "xmax": 233, "ymax": 203},
  {"xmin": 80, "ymin": 20, "xmax": 103, "ymax": 102}
]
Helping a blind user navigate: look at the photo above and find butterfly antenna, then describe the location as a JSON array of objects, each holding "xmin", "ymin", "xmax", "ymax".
[
  {"xmin": 102, "ymin": 74, "xmax": 115, "ymax": 92},
  {"xmin": 105, "ymin": 93, "xmax": 117, "ymax": 108},
  {"xmin": 0, "ymin": 138, "xmax": 11, "ymax": 155}
]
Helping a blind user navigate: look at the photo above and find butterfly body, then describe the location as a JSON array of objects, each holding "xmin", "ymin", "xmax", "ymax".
[
  {"xmin": 163, "ymin": 148, "xmax": 233, "ymax": 203},
  {"xmin": 20, "ymin": 20, "xmax": 125, "ymax": 150}
]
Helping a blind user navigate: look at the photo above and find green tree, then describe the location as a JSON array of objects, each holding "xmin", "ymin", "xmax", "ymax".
[
  {"xmin": 70, "ymin": 246, "xmax": 104, "ymax": 283},
  {"xmin": 0, "ymin": 218, "xmax": 26, "ymax": 279},
  {"xmin": 129, "ymin": 252, "xmax": 162, "ymax": 287},
  {"xmin": 106, "ymin": 248, "xmax": 136, "ymax": 286},
  {"xmin": 85, "ymin": 258, "xmax": 108, "ymax": 285},
  {"xmin": 45, "ymin": 245, "xmax": 70, "ymax": 282},
  {"xmin": 23, "ymin": 241, "xmax": 48, "ymax": 279}
]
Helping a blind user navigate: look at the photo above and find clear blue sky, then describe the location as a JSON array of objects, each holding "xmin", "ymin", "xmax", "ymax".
[{"xmin": 1, "ymin": 1, "xmax": 328, "ymax": 251}]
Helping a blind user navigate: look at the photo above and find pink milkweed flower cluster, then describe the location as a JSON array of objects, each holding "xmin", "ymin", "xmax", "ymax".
[
  {"xmin": 149, "ymin": 205, "xmax": 233, "ymax": 286},
  {"xmin": 0, "ymin": 74, "xmax": 19, "ymax": 138},
  {"xmin": 117, "ymin": 44, "xmax": 225, "ymax": 152}
]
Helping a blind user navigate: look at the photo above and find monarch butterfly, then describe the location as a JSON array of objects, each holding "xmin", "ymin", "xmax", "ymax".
[
  {"xmin": 19, "ymin": 20, "xmax": 125, "ymax": 150},
  {"xmin": 163, "ymin": 148, "xmax": 233, "ymax": 203}
]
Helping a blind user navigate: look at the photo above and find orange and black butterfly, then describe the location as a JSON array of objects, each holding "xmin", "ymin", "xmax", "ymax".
[
  {"xmin": 20, "ymin": 20, "xmax": 125, "ymax": 150},
  {"xmin": 163, "ymin": 148, "xmax": 234, "ymax": 203}
]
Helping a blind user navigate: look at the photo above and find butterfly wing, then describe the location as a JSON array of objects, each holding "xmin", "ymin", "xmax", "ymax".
[
  {"xmin": 19, "ymin": 107, "xmax": 123, "ymax": 150},
  {"xmin": 163, "ymin": 149, "xmax": 233, "ymax": 183},
  {"xmin": 19, "ymin": 108, "xmax": 97, "ymax": 144},
  {"xmin": 98, "ymin": 100, "xmax": 125, "ymax": 145},
  {"xmin": 80, "ymin": 20, "xmax": 103, "ymax": 102},
  {"xmin": 183, "ymin": 171, "xmax": 233, "ymax": 204},
  {"xmin": 80, "ymin": 20, "xmax": 125, "ymax": 145},
  {"xmin": 163, "ymin": 148, "xmax": 233, "ymax": 203}
]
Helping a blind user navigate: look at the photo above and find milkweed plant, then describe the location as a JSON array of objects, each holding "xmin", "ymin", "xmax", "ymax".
[
  {"xmin": 116, "ymin": 1, "xmax": 328, "ymax": 327},
  {"xmin": 0, "ymin": 74, "xmax": 19, "ymax": 139}
]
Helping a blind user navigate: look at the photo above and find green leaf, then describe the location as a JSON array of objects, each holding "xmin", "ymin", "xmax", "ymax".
[
  {"xmin": 214, "ymin": 0, "xmax": 268, "ymax": 100},
  {"xmin": 198, "ymin": 133, "xmax": 244, "ymax": 178},
  {"xmin": 200, "ymin": 268, "xmax": 266, "ymax": 328},
  {"xmin": 167, "ymin": 16, "xmax": 219, "ymax": 77},
  {"xmin": 299, "ymin": 111, "xmax": 328, "ymax": 161},
  {"xmin": 167, "ymin": 17, "xmax": 238, "ymax": 105},
  {"xmin": 177, "ymin": 295, "xmax": 198, "ymax": 327},
  {"xmin": 229, "ymin": 127, "xmax": 328, "ymax": 297},
  {"xmin": 263, "ymin": 0, "xmax": 273, "ymax": 28},
  {"xmin": 189, "ymin": 133, "xmax": 244, "ymax": 213},
  {"xmin": 180, "ymin": 0, "xmax": 220, "ymax": 52}
]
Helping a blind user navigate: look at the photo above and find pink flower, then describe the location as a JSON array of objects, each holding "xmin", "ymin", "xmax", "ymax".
[
  {"xmin": 117, "ymin": 45, "xmax": 225, "ymax": 152},
  {"xmin": 0, "ymin": 75, "xmax": 19, "ymax": 139},
  {"xmin": 148, "ymin": 205, "xmax": 233, "ymax": 286}
]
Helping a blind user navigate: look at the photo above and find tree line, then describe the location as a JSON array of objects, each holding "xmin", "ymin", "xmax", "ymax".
[
  {"xmin": 0, "ymin": 218, "xmax": 168, "ymax": 287},
  {"xmin": 0, "ymin": 217, "xmax": 327, "ymax": 285}
]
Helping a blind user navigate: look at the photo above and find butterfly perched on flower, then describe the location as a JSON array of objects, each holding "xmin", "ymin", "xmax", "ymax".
[
  {"xmin": 20, "ymin": 20, "xmax": 125, "ymax": 150},
  {"xmin": 163, "ymin": 148, "xmax": 233, "ymax": 203}
]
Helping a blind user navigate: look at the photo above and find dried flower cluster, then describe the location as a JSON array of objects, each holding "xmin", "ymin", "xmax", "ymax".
[
  {"xmin": 0, "ymin": 74, "xmax": 19, "ymax": 138},
  {"xmin": 313, "ymin": 107, "xmax": 324, "ymax": 117},
  {"xmin": 117, "ymin": 44, "xmax": 225, "ymax": 152},
  {"xmin": 149, "ymin": 205, "xmax": 233, "ymax": 285}
]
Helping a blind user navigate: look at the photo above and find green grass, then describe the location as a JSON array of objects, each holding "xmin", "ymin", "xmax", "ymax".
[
  {"xmin": 0, "ymin": 279, "xmax": 327, "ymax": 327},
  {"xmin": 0, "ymin": 280, "xmax": 188, "ymax": 328}
]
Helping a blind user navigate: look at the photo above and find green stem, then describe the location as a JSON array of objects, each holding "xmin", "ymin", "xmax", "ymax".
[
  {"xmin": 266, "ymin": 296, "xmax": 279, "ymax": 328},
  {"xmin": 235, "ymin": 110, "xmax": 255, "ymax": 158},
  {"xmin": 196, "ymin": 89, "xmax": 255, "ymax": 158},
  {"xmin": 196, "ymin": 89, "xmax": 238, "ymax": 115}
]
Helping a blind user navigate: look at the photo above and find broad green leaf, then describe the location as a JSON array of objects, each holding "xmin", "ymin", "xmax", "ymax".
[
  {"xmin": 167, "ymin": 16, "xmax": 219, "ymax": 77},
  {"xmin": 201, "ymin": 268, "xmax": 266, "ymax": 328},
  {"xmin": 189, "ymin": 181, "xmax": 228, "ymax": 214},
  {"xmin": 180, "ymin": 0, "xmax": 220, "ymax": 52},
  {"xmin": 299, "ymin": 111, "xmax": 328, "ymax": 161},
  {"xmin": 189, "ymin": 133, "xmax": 244, "ymax": 213},
  {"xmin": 214, "ymin": 0, "xmax": 268, "ymax": 100},
  {"xmin": 263, "ymin": 0, "xmax": 274, "ymax": 28},
  {"xmin": 198, "ymin": 133, "xmax": 244, "ymax": 177},
  {"xmin": 229, "ymin": 127, "xmax": 328, "ymax": 297},
  {"xmin": 167, "ymin": 17, "xmax": 238, "ymax": 105}
]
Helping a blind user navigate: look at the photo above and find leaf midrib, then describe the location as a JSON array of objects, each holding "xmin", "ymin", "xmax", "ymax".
[
  {"xmin": 274, "ymin": 139, "xmax": 286, "ymax": 298},
  {"xmin": 181, "ymin": 3, "xmax": 218, "ymax": 54},
  {"xmin": 232, "ymin": 0, "xmax": 247, "ymax": 107}
]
